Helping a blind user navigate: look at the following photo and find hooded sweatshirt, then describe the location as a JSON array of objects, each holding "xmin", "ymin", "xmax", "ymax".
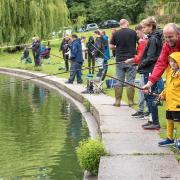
[
  {"xmin": 138, "ymin": 30, "xmax": 163, "ymax": 74},
  {"xmin": 160, "ymin": 52, "xmax": 180, "ymax": 111}
]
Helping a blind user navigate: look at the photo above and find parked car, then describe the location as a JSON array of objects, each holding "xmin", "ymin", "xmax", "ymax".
[
  {"xmin": 85, "ymin": 23, "xmax": 99, "ymax": 31},
  {"xmin": 99, "ymin": 20, "xmax": 119, "ymax": 29}
]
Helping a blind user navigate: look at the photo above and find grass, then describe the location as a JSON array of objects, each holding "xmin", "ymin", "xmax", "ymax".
[{"xmin": 0, "ymin": 26, "xmax": 179, "ymax": 160}]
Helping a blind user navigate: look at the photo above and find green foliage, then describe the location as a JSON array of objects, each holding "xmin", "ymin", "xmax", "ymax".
[
  {"xmin": 67, "ymin": 0, "xmax": 148, "ymax": 24},
  {"xmin": 140, "ymin": 0, "xmax": 180, "ymax": 24},
  {"xmin": 0, "ymin": 0, "xmax": 69, "ymax": 46},
  {"xmin": 76, "ymin": 138, "xmax": 107, "ymax": 175},
  {"xmin": 83, "ymin": 99, "xmax": 91, "ymax": 112}
]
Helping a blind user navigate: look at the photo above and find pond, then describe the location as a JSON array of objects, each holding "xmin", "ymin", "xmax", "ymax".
[{"xmin": 0, "ymin": 74, "xmax": 89, "ymax": 180}]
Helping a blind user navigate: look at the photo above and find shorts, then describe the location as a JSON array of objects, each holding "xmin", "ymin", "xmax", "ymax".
[
  {"xmin": 166, "ymin": 111, "xmax": 180, "ymax": 122},
  {"xmin": 115, "ymin": 62, "xmax": 136, "ymax": 87}
]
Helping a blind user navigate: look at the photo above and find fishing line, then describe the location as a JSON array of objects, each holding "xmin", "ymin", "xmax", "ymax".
[{"xmin": 0, "ymin": 38, "xmax": 62, "ymax": 49}]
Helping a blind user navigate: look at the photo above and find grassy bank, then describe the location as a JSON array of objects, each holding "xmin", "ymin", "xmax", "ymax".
[{"xmin": 0, "ymin": 27, "xmax": 179, "ymax": 160}]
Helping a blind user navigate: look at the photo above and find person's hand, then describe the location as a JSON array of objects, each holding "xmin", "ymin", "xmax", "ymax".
[
  {"xmin": 142, "ymin": 81, "xmax": 153, "ymax": 94},
  {"xmin": 159, "ymin": 94, "xmax": 165, "ymax": 101},
  {"xmin": 124, "ymin": 58, "xmax": 134, "ymax": 64}
]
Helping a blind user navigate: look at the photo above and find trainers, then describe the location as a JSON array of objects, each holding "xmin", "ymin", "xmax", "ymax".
[
  {"xmin": 144, "ymin": 112, "xmax": 150, "ymax": 117},
  {"xmin": 65, "ymin": 81, "xmax": 73, "ymax": 84},
  {"xmin": 138, "ymin": 114, "xmax": 145, "ymax": 119},
  {"xmin": 77, "ymin": 81, "xmax": 83, "ymax": 84},
  {"xmin": 142, "ymin": 121, "xmax": 152, "ymax": 127},
  {"xmin": 131, "ymin": 111, "xmax": 144, "ymax": 117},
  {"xmin": 158, "ymin": 138, "xmax": 174, "ymax": 147},
  {"xmin": 174, "ymin": 140, "xmax": 180, "ymax": 149},
  {"xmin": 143, "ymin": 123, "xmax": 160, "ymax": 130}
]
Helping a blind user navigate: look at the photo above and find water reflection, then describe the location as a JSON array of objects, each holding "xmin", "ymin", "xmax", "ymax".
[{"xmin": 0, "ymin": 75, "xmax": 88, "ymax": 180}]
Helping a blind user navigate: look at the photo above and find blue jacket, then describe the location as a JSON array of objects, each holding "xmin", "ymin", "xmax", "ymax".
[
  {"xmin": 69, "ymin": 38, "xmax": 83, "ymax": 63},
  {"xmin": 103, "ymin": 35, "xmax": 110, "ymax": 62}
]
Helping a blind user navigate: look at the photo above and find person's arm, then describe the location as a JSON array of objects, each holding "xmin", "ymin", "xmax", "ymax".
[
  {"xmin": 70, "ymin": 43, "xmax": 77, "ymax": 60},
  {"xmin": 110, "ymin": 33, "xmax": 116, "ymax": 50},
  {"xmin": 148, "ymin": 45, "xmax": 169, "ymax": 84},
  {"xmin": 134, "ymin": 39, "xmax": 148, "ymax": 64},
  {"xmin": 143, "ymin": 44, "xmax": 169, "ymax": 89},
  {"xmin": 138, "ymin": 37, "xmax": 158, "ymax": 69}
]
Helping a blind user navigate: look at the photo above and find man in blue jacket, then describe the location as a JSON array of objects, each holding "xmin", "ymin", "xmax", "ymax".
[{"xmin": 66, "ymin": 34, "xmax": 83, "ymax": 84}]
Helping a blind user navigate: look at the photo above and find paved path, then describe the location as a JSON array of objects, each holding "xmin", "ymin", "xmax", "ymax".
[{"xmin": 0, "ymin": 68, "xmax": 179, "ymax": 180}]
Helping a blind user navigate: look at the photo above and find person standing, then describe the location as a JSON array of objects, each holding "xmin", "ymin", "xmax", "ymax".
[
  {"xmin": 143, "ymin": 23, "xmax": 180, "ymax": 90},
  {"xmin": 158, "ymin": 52, "xmax": 180, "ymax": 148},
  {"xmin": 138, "ymin": 17, "xmax": 163, "ymax": 130},
  {"xmin": 86, "ymin": 36, "xmax": 95, "ymax": 74},
  {"xmin": 110, "ymin": 28, "xmax": 117, "ymax": 59},
  {"xmin": 101, "ymin": 31, "xmax": 110, "ymax": 81},
  {"xmin": 32, "ymin": 37, "xmax": 41, "ymax": 66},
  {"xmin": 60, "ymin": 36, "xmax": 70, "ymax": 71},
  {"xmin": 125, "ymin": 24, "xmax": 149, "ymax": 118},
  {"xmin": 93, "ymin": 30, "xmax": 106, "ymax": 79},
  {"xmin": 81, "ymin": 36, "xmax": 87, "ymax": 61},
  {"xmin": 110, "ymin": 19, "xmax": 137, "ymax": 107},
  {"xmin": 66, "ymin": 34, "xmax": 83, "ymax": 84}
]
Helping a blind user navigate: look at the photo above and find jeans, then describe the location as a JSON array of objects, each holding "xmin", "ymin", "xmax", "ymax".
[
  {"xmin": 96, "ymin": 57, "xmax": 104, "ymax": 78},
  {"xmin": 138, "ymin": 74, "xmax": 149, "ymax": 112},
  {"xmin": 69, "ymin": 61, "xmax": 82, "ymax": 83},
  {"xmin": 144, "ymin": 73, "xmax": 159, "ymax": 125}
]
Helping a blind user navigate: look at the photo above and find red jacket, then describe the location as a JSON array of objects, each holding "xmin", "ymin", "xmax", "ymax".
[
  {"xmin": 134, "ymin": 38, "xmax": 148, "ymax": 64},
  {"xmin": 149, "ymin": 33, "xmax": 180, "ymax": 84}
]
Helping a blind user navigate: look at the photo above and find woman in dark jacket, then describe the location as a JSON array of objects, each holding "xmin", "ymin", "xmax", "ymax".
[
  {"xmin": 60, "ymin": 36, "xmax": 70, "ymax": 71},
  {"xmin": 86, "ymin": 36, "xmax": 95, "ymax": 74},
  {"xmin": 138, "ymin": 17, "xmax": 163, "ymax": 130}
]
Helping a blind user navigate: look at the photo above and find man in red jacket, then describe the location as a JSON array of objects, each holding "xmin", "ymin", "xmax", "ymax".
[{"xmin": 143, "ymin": 23, "xmax": 180, "ymax": 89}]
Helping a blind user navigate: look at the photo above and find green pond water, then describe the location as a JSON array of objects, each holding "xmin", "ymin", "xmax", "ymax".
[{"xmin": 0, "ymin": 74, "xmax": 89, "ymax": 180}]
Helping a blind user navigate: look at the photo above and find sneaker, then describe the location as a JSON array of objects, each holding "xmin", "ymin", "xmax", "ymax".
[
  {"xmin": 131, "ymin": 111, "xmax": 144, "ymax": 117},
  {"xmin": 77, "ymin": 81, "xmax": 83, "ymax": 84},
  {"xmin": 144, "ymin": 112, "xmax": 150, "ymax": 117},
  {"xmin": 174, "ymin": 140, "xmax": 180, "ymax": 149},
  {"xmin": 142, "ymin": 121, "xmax": 152, "ymax": 128},
  {"xmin": 158, "ymin": 138, "xmax": 174, "ymax": 147},
  {"xmin": 143, "ymin": 123, "xmax": 160, "ymax": 130},
  {"xmin": 65, "ymin": 81, "xmax": 73, "ymax": 84},
  {"xmin": 138, "ymin": 114, "xmax": 145, "ymax": 119}
]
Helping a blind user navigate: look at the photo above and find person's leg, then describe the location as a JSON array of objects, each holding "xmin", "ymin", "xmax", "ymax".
[
  {"xmin": 92, "ymin": 57, "xmax": 95, "ymax": 74},
  {"xmin": 76, "ymin": 62, "xmax": 83, "ymax": 83},
  {"xmin": 101, "ymin": 61, "xmax": 108, "ymax": 81},
  {"xmin": 68, "ymin": 61, "xmax": 76, "ymax": 83},
  {"xmin": 167, "ymin": 120, "xmax": 174, "ymax": 140},
  {"xmin": 88, "ymin": 54, "xmax": 91, "ymax": 74},
  {"xmin": 138, "ymin": 74, "xmax": 145, "ymax": 112},
  {"xmin": 143, "ymin": 73, "xmax": 160, "ymax": 129},
  {"xmin": 126, "ymin": 64, "xmax": 136, "ymax": 107},
  {"xmin": 113, "ymin": 62, "xmax": 125, "ymax": 107},
  {"xmin": 65, "ymin": 55, "xmax": 69, "ymax": 71},
  {"xmin": 158, "ymin": 114, "xmax": 174, "ymax": 147},
  {"xmin": 96, "ymin": 57, "xmax": 104, "ymax": 77}
]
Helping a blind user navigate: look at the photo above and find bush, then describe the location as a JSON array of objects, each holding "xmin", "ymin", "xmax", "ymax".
[{"xmin": 76, "ymin": 138, "xmax": 107, "ymax": 175}]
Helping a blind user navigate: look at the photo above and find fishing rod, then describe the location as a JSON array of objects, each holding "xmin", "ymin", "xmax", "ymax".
[
  {"xmin": 0, "ymin": 38, "xmax": 62, "ymax": 49},
  {"xmin": 0, "ymin": 62, "xmax": 120, "ymax": 86},
  {"xmin": 51, "ymin": 53, "xmax": 64, "ymax": 59}
]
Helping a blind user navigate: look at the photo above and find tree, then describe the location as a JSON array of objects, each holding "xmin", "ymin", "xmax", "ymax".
[
  {"xmin": 88, "ymin": 0, "xmax": 148, "ymax": 23},
  {"xmin": 0, "ymin": 0, "xmax": 69, "ymax": 46}
]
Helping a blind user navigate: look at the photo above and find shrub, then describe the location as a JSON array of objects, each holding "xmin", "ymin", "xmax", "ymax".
[{"xmin": 76, "ymin": 138, "xmax": 107, "ymax": 175}]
